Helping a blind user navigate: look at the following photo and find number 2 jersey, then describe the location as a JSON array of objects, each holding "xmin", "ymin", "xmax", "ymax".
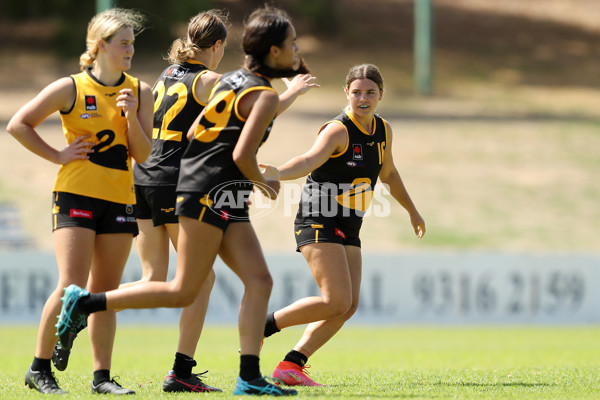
[
  {"xmin": 133, "ymin": 61, "xmax": 209, "ymax": 186},
  {"xmin": 177, "ymin": 68, "xmax": 276, "ymax": 194},
  {"xmin": 296, "ymin": 108, "xmax": 389, "ymax": 237},
  {"xmin": 53, "ymin": 69, "xmax": 139, "ymax": 204}
]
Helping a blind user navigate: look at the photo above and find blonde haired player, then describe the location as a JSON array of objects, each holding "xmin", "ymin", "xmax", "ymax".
[{"xmin": 7, "ymin": 8, "xmax": 153, "ymax": 394}]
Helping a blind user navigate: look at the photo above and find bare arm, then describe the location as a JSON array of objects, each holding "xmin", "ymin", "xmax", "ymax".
[
  {"xmin": 264, "ymin": 122, "xmax": 347, "ymax": 181},
  {"xmin": 233, "ymin": 89, "xmax": 281, "ymax": 199},
  {"xmin": 118, "ymin": 80, "xmax": 153, "ymax": 163},
  {"xmin": 6, "ymin": 77, "xmax": 94, "ymax": 164},
  {"xmin": 378, "ymin": 122, "xmax": 425, "ymax": 238},
  {"xmin": 277, "ymin": 74, "xmax": 319, "ymax": 116},
  {"xmin": 195, "ymin": 71, "xmax": 221, "ymax": 104}
]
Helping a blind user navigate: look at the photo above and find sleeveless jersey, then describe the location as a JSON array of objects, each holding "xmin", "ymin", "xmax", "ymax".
[
  {"xmin": 134, "ymin": 61, "xmax": 209, "ymax": 186},
  {"xmin": 177, "ymin": 68, "xmax": 276, "ymax": 194},
  {"xmin": 53, "ymin": 70, "xmax": 139, "ymax": 204},
  {"xmin": 296, "ymin": 109, "xmax": 389, "ymax": 236}
]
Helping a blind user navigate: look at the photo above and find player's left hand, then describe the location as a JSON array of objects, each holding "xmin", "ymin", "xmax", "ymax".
[
  {"xmin": 410, "ymin": 212, "xmax": 426, "ymax": 238},
  {"xmin": 259, "ymin": 163, "xmax": 281, "ymax": 181},
  {"xmin": 116, "ymin": 89, "xmax": 137, "ymax": 119},
  {"xmin": 282, "ymin": 74, "xmax": 320, "ymax": 96}
]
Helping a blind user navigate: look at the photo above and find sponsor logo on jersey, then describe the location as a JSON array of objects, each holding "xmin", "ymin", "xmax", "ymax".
[
  {"xmin": 85, "ymin": 95, "xmax": 97, "ymax": 111},
  {"xmin": 105, "ymin": 92, "xmax": 117, "ymax": 97},
  {"xmin": 335, "ymin": 228, "xmax": 346, "ymax": 239},
  {"xmin": 81, "ymin": 113, "xmax": 101, "ymax": 119},
  {"xmin": 295, "ymin": 229, "xmax": 302, "ymax": 235},
  {"xmin": 161, "ymin": 207, "xmax": 175, "ymax": 213},
  {"xmin": 70, "ymin": 209, "xmax": 93, "ymax": 219},
  {"xmin": 165, "ymin": 65, "xmax": 189, "ymax": 80},
  {"xmin": 366, "ymin": 141, "xmax": 375, "ymax": 146},
  {"xmin": 352, "ymin": 144, "xmax": 363, "ymax": 160},
  {"xmin": 220, "ymin": 210, "xmax": 230, "ymax": 221}
]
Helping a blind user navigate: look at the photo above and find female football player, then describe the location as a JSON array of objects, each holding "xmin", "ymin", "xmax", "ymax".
[
  {"xmin": 7, "ymin": 8, "xmax": 153, "ymax": 394},
  {"xmin": 262, "ymin": 64, "xmax": 426, "ymax": 387}
]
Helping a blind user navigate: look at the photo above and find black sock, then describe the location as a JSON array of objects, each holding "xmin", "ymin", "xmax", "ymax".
[
  {"xmin": 173, "ymin": 352, "xmax": 196, "ymax": 379},
  {"xmin": 239, "ymin": 355, "xmax": 261, "ymax": 382},
  {"xmin": 264, "ymin": 312, "xmax": 280, "ymax": 338},
  {"xmin": 80, "ymin": 293, "xmax": 107, "ymax": 314},
  {"xmin": 31, "ymin": 357, "xmax": 51, "ymax": 372},
  {"xmin": 283, "ymin": 350, "xmax": 307, "ymax": 367},
  {"xmin": 93, "ymin": 369, "xmax": 110, "ymax": 385}
]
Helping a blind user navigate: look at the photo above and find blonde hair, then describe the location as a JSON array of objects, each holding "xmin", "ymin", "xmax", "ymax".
[
  {"xmin": 167, "ymin": 9, "xmax": 229, "ymax": 65},
  {"xmin": 80, "ymin": 8, "xmax": 146, "ymax": 70}
]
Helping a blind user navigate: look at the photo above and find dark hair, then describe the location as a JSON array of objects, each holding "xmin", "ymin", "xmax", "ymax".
[
  {"xmin": 167, "ymin": 10, "xmax": 229, "ymax": 64},
  {"xmin": 345, "ymin": 64, "xmax": 384, "ymax": 91},
  {"xmin": 242, "ymin": 6, "xmax": 309, "ymax": 78}
]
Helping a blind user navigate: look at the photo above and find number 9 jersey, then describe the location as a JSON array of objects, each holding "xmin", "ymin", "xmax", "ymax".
[{"xmin": 177, "ymin": 68, "xmax": 277, "ymax": 193}]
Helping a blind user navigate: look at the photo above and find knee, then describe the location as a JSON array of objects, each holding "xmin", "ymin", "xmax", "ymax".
[
  {"xmin": 325, "ymin": 294, "xmax": 353, "ymax": 319},
  {"xmin": 246, "ymin": 271, "xmax": 273, "ymax": 296},
  {"xmin": 167, "ymin": 283, "xmax": 198, "ymax": 308},
  {"xmin": 204, "ymin": 270, "xmax": 216, "ymax": 290},
  {"xmin": 343, "ymin": 300, "xmax": 359, "ymax": 321}
]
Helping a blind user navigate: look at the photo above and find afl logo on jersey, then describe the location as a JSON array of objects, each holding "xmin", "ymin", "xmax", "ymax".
[
  {"xmin": 346, "ymin": 161, "xmax": 357, "ymax": 167},
  {"xmin": 80, "ymin": 113, "xmax": 91, "ymax": 119},
  {"xmin": 85, "ymin": 95, "xmax": 97, "ymax": 111}
]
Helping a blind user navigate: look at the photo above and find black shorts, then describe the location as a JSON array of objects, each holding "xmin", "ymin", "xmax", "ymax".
[
  {"xmin": 52, "ymin": 192, "xmax": 138, "ymax": 235},
  {"xmin": 175, "ymin": 192, "xmax": 249, "ymax": 232},
  {"xmin": 134, "ymin": 185, "xmax": 178, "ymax": 226},
  {"xmin": 294, "ymin": 217, "xmax": 361, "ymax": 251}
]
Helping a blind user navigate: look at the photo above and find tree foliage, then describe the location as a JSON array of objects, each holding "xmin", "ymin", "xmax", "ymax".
[{"xmin": 1, "ymin": 0, "xmax": 340, "ymax": 56}]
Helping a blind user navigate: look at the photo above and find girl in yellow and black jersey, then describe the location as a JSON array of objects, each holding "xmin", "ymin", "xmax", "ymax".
[
  {"xmin": 7, "ymin": 8, "xmax": 153, "ymax": 395},
  {"xmin": 125, "ymin": 11, "xmax": 229, "ymax": 393},
  {"xmin": 54, "ymin": 6, "xmax": 318, "ymax": 397},
  {"xmin": 260, "ymin": 64, "xmax": 426, "ymax": 387}
]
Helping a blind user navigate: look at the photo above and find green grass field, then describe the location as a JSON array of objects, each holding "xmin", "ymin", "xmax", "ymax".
[{"xmin": 1, "ymin": 325, "xmax": 599, "ymax": 399}]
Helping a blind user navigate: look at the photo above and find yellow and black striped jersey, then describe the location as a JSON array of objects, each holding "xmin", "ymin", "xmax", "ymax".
[
  {"xmin": 296, "ymin": 109, "xmax": 388, "ymax": 236},
  {"xmin": 177, "ymin": 68, "xmax": 276, "ymax": 194},
  {"xmin": 134, "ymin": 61, "xmax": 209, "ymax": 186},
  {"xmin": 53, "ymin": 70, "xmax": 139, "ymax": 204}
]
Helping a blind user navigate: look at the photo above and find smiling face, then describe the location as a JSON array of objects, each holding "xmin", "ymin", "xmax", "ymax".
[
  {"xmin": 345, "ymin": 78, "xmax": 383, "ymax": 117},
  {"xmin": 101, "ymin": 26, "xmax": 135, "ymax": 71}
]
